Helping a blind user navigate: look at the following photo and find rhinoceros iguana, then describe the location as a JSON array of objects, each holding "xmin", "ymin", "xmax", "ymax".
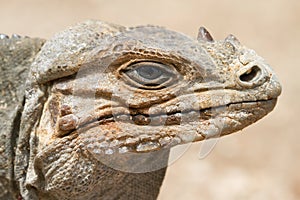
[{"xmin": 0, "ymin": 20, "xmax": 281, "ymax": 200}]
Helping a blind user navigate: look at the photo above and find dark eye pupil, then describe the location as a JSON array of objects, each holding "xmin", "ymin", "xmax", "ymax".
[{"xmin": 136, "ymin": 66, "xmax": 162, "ymax": 80}]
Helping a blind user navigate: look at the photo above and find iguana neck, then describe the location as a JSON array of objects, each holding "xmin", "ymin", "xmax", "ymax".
[{"xmin": 0, "ymin": 36, "xmax": 45, "ymax": 199}]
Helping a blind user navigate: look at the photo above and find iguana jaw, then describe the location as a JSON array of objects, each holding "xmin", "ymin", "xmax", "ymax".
[{"xmin": 75, "ymin": 98, "xmax": 277, "ymax": 154}]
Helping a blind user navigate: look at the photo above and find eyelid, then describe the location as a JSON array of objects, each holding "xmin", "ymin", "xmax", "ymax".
[
  {"xmin": 120, "ymin": 61, "xmax": 180, "ymax": 90},
  {"xmin": 126, "ymin": 62, "xmax": 174, "ymax": 73}
]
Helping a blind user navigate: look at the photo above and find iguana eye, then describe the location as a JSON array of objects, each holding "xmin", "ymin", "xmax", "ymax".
[
  {"xmin": 121, "ymin": 62, "xmax": 179, "ymax": 90},
  {"xmin": 135, "ymin": 65, "xmax": 162, "ymax": 80}
]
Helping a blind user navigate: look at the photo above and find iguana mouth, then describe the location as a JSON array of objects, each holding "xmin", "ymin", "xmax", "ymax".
[
  {"xmin": 118, "ymin": 99, "xmax": 276, "ymax": 126},
  {"xmin": 76, "ymin": 98, "xmax": 277, "ymax": 153},
  {"xmin": 78, "ymin": 98, "xmax": 277, "ymax": 127}
]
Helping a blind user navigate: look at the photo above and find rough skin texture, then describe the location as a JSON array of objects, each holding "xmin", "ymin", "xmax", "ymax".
[
  {"xmin": 0, "ymin": 20, "xmax": 281, "ymax": 200},
  {"xmin": 0, "ymin": 36, "xmax": 45, "ymax": 199}
]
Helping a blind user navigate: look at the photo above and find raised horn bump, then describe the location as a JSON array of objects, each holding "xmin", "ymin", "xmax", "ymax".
[
  {"xmin": 225, "ymin": 34, "xmax": 240, "ymax": 45},
  {"xmin": 197, "ymin": 27, "xmax": 214, "ymax": 42},
  {"xmin": 12, "ymin": 34, "xmax": 21, "ymax": 39},
  {"xmin": 0, "ymin": 34, "xmax": 9, "ymax": 39}
]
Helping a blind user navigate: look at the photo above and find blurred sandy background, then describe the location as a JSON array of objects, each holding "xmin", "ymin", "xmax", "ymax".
[{"xmin": 1, "ymin": 0, "xmax": 299, "ymax": 199}]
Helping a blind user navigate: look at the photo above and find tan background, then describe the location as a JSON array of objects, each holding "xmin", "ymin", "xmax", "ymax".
[{"xmin": 1, "ymin": 0, "xmax": 299, "ymax": 199}]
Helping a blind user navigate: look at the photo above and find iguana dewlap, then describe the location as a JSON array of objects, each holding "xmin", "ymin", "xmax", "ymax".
[{"xmin": 0, "ymin": 20, "xmax": 281, "ymax": 200}]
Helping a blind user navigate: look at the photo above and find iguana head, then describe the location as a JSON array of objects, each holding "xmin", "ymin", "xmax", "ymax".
[
  {"xmin": 22, "ymin": 20, "xmax": 281, "ymax": 198},
  {"xmin": 33, "ymin": 20, "xmax": 281, "ymax": 150}
]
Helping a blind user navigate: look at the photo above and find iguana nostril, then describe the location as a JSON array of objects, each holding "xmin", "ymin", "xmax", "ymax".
[{"xmin": 239, "ymin": 65, "xmax": 261, "ymax": 83}]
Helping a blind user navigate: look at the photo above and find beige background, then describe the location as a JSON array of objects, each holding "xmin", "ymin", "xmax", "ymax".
[{"xmin": 1, "ymin": 0, "xmax": 299, "ymax": 199}]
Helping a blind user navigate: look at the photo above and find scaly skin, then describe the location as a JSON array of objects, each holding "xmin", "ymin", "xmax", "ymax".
[
  {"xmin": 0, "ymin": 36, "xmax": 45, "ymax": 199},
  {"xmin": 0, "ymin": 20, "xmax": 281, "ymax": 200}
]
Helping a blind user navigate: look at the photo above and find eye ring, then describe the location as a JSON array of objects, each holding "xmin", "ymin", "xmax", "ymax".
[{"xmin": 120, "ymin": 61, "xmax": 179, "ymax": 90}]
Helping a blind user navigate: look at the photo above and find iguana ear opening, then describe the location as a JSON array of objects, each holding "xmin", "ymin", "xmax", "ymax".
[{"xmin": 197, "ymin": 27, "xmax": 214, "ymax": 42}]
